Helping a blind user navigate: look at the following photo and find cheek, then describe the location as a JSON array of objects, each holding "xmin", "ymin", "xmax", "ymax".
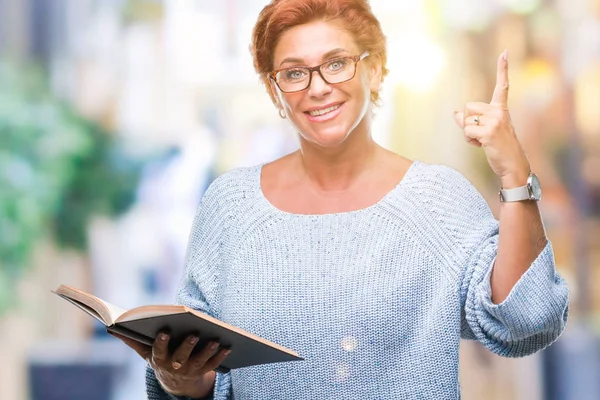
[
  {"xmin": 359, "ymin": 71, "xmax": 373, "ymax": 96},
  {"xmin": 345, "ymin": 80, "xmax": 370, "ymax": 113},
  {"xmin": 280, "ymin": 93, "xmax": 302, "ymax": 113}
]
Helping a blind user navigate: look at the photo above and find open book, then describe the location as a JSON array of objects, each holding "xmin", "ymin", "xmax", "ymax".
[{"xmin": 53, "ymin": 285, "xmax": 303, "ymax": 373}]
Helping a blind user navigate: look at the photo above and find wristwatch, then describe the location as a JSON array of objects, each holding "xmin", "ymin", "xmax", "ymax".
[{"xmin": 499, "ymin": 172, "xmax": 542, "ymax": 202}]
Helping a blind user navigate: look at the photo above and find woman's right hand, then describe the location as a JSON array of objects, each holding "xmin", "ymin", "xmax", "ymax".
[{"xmin": 108, "ymin": 330, "xmax": 231, "ymax": 398}]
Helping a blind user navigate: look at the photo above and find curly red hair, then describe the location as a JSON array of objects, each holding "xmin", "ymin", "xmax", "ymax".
[{"xmin": 251, "ymin": 0, "xmax": 388, "ymax": 107}]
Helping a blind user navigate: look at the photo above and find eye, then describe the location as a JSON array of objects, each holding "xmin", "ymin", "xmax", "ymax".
[
  {"xmin": 325, "ymin": 58, "xmax": 349, "ymax": 72},
  {"xmin": 282, "ymin": 68, "xmax": 307, "ymax": 81}
]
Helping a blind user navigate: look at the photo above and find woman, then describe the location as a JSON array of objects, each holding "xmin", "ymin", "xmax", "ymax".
[{"xmin": 111, "ymin": 0, "xmax": 569, "ymax": 398}]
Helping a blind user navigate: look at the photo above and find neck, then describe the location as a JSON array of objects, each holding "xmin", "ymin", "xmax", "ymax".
[{"xmin": 296, "ymin": 120, "xmax": 382, "ymax": 192}]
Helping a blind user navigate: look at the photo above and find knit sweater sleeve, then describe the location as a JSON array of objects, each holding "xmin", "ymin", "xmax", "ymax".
[
  {"xmin": 146, "ymin": 177, "xmax": 232, "ymax": 400},
  {"xmin": 430, "ymin": 165, "xmax": 569, "ymax": 357}
]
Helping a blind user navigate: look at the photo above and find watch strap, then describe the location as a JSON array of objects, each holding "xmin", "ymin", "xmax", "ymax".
[{"xmin": 499, "ymin": 185, "xmax": 530, "ymax": 202}]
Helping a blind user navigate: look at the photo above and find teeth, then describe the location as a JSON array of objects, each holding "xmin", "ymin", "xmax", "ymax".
[{"xmin": 309, "ymin": 104, "xmax": 341, "ymax": 117}]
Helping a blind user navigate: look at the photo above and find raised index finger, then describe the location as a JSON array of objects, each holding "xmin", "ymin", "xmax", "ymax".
[{"xmin": 490, "ymin": 49, "xmax": 509, "ymax": 108}]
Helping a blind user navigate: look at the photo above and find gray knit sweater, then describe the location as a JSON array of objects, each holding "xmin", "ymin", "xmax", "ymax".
[{"xmin": 146, "ymin": 160, "xmax": 569, "ymax": 399}]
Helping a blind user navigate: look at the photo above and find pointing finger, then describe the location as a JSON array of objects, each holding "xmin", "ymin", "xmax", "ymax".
[{"xmin": 490, "ymin": 50, "xmax": 509, "ymax": 108}]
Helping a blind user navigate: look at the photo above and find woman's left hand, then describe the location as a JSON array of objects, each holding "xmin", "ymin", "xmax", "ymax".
[{"xmin": 452, "ymin": 50, "xmax": 531, "ymax": 186}]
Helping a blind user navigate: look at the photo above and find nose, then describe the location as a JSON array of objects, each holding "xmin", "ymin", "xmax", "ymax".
[{"xmin": 307, "ymin": 70, "xmax": 332, "ymax": 98}]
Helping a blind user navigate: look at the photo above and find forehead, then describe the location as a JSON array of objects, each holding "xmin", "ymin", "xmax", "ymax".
[{"xmin": 273, "ymin": 20, "xmax": 358, "ymax": 66}]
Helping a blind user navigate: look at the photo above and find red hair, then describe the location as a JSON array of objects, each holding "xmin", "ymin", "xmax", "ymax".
[{"xmin": 251, "ymin": 0, "xmax": 388, "ymax": 107}]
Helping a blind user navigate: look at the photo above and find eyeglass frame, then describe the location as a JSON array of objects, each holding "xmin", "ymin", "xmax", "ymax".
[{"xmin": 267, "ymin": 51, "xmax": 372, "ymax": 93}]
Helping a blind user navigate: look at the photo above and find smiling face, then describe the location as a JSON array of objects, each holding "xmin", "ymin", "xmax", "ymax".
[{"xmin": 271, "ymin": 20, "xmax": 381, "ymax": 148}]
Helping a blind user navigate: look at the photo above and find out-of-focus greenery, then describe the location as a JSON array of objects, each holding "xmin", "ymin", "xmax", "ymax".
[{"xmin": 0, "ymin": 62, "xmax": 141, "ymax": 314}]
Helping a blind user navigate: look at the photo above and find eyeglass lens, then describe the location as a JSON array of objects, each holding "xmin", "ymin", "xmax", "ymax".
[{"xmin": 275, "ymin": 57, "xmax": 356, "ymax": 92}]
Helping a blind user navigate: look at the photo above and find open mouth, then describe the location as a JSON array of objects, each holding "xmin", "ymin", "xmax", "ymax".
[
  {"xmin": 307, "ymin": 103, "xmax": 341, "ymax": 117},
  {"xmin": 304, "ymin": 102, "xmax": 345, "ymax": 122}
]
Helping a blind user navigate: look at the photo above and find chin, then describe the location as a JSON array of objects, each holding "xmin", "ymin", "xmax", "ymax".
[
  {"xmin": 294, "ymin": 116, "xmax": 363, "ymax": 149},
  {"xmin": 300, "ymin": 126, "xmax": 352, "ymax": 148}
]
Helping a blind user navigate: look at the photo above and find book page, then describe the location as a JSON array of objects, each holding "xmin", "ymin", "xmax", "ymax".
[
  {"xmin": 116, "ymin": 305, "xmax": 187, "ymax": 323},
  {"xmin": 101, "ymin": 299, "xmax": 127, "ymax": 322},
  {"xmin": 54, "ymin": 285, "xmax": 127, "ymax": 325},
  {"xmin": 59, "ymin": 295, "xmax": 107, "ymax": 325}
]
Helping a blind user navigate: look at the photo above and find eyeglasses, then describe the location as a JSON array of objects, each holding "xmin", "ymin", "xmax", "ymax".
[{"xmin": 268, "ymin": 52, "xmax": 371, "ymax": 93}]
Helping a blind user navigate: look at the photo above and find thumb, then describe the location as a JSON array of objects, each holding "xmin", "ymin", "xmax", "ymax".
[
  {"xmin": 453, "ymin": 110, "xmax": 465, "ymax": 129},
  {"xmin": 108, "ymin": 330, "xmax": 152, "ymax": 360}
]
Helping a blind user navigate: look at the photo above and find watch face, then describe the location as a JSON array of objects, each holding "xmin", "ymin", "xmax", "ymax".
[{"xmin": 528, "ymin": 173, "xmax": 542, "ymax": 200}]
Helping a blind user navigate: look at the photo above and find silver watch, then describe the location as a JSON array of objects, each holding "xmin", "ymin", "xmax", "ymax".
[{"xmin": 498, "ymin": 173, "xmax": 542, "ymax": 202}]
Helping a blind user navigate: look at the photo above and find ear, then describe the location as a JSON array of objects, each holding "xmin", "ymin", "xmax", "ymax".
[
  {"xmin": 368, "ymin": 57, "xmax": 383, "ymax": 93},
  {"xmin": 269, "ymin": 79, "xmax": 285, "ymax": 110}
]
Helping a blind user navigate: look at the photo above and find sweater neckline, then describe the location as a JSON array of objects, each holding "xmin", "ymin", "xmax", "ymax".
[{"xmin": 254, "ymin": 159, "xmax": 420, "ymax": 218}]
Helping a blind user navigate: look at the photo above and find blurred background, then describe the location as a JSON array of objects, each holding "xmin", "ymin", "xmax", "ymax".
[{"xmin": 0, "ymin": 0, "xmax": 598, "ymax": 399}]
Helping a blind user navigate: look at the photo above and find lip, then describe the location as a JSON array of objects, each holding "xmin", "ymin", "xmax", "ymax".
[
  {"xmin": 304, "ymin": 102, "xmax": 344, "ymax": 113},
  {"xmin": 303, "ymin": 102, "xmax": 345, "ymax": 123}
]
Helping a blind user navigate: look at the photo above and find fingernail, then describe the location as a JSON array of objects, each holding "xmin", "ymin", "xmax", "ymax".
[
  {"xmin": 453, "ymin": 110, "xmax": 459, "ymax": 115},
  {"xmin": 210, "ymin": 342, "xmax": 218, "ymax": 350},
  {"xmin": 190, "ymin": 336, "xmax": 199, "ymax": 345},
  {"xmin": 502, "ymin": 49, "xmax": 508, "ymax": 61},
  {"xmin": 224, "ymin": 349, "xmax": 232, "ymax": 356},
  {"xmin": 160, "ymin": 333, "xmax": 168, "ymax": 341}
]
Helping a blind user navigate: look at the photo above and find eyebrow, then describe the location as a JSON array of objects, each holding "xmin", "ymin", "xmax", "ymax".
[{"xmin": 278, "ymin": 48, "xmax": 349, "ymax": 67}]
